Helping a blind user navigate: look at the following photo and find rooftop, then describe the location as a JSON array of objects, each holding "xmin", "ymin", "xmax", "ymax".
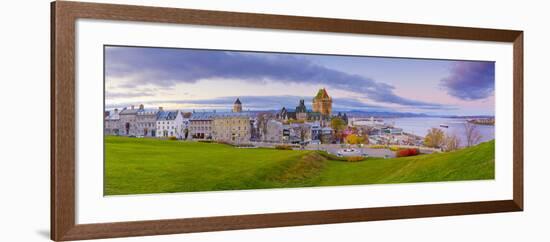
[
  {"xmin": 315, "ymin": 88, "xmax": 330, "ymax": 99},
  {"xmin": 157, "ymin": 111, "xmax": 179, "ymax": 121}
]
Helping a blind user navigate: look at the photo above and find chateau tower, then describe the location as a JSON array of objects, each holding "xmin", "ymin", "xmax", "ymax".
[
  {"xmin": 312, "ymin": 88, "xmax": 332, "ymax": 116},
  {"xmin": 232, "ymin": 98, "xmax": 242, "ymax": 112}
]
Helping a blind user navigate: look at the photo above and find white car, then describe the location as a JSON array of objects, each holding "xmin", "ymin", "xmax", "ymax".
[{"xmin": 337, "ymin": 148, "xmax": 361, "ymax": 157}]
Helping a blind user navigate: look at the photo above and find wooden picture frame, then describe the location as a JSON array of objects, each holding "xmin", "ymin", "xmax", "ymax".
[{"xmin": 51, "ymin": 1, "xmax": 523, "ymax": 241}]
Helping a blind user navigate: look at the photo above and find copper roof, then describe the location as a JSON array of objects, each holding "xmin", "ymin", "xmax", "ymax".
[{"xmin": 315, "ymin": 88, "xmax": 330, "ymax": 99}]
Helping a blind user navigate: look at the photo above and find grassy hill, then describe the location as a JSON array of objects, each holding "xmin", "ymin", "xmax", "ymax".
[
  {"xmin": 317, "ymin": 140, "xmax": 494, "ymax": 186},
  {"xmin": 105, "ymin": 136, "xmax": 494, "ymax": 195}
]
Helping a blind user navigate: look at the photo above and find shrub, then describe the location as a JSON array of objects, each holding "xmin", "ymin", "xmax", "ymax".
[
  {"xmin": 275, "ymin": 145, "xmax": 293, "ymax": 150},
  {"xmin": 346, "ymin": 156, "xmax": 365, "ymax": 162},
  {"xmin": 389, "ymin": 146, "xmax": 401, "ymax": 151},
  {"xmin": 168, "ymin": 136, "xmax": 177, "ymax": 141},
  {"xmin": 396, "ymin": 148, "xmax": 419, "ymax": 157},
  {"xmin": 369, "ymin": 145, "xmax": 387, "ymax": 149}
]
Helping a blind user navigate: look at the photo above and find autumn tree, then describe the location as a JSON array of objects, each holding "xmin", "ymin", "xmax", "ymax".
[
  {"xmin": 331, "ymin": 117, "xmax": 347, "ymax": 143},
  {"xmin": 424, "ymin": 128, "xmax": 445, "ymax": 148},
  {"xmin": 464, "ymin": 122, "xmax": 482, "ymax": 147},
  {"xmin": 345, "ymin": 134, "xmax": 365, "ymax": 145}
]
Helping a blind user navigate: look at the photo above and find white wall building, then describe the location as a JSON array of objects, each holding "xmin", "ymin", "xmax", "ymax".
[{"xmin": 156, "ymin": 110, "xmax": 185, "ymax": 138}]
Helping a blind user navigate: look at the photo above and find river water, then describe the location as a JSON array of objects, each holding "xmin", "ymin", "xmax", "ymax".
[{"xmin": 383, "ymin": 117, "xmax": 495, "ymax": 146}]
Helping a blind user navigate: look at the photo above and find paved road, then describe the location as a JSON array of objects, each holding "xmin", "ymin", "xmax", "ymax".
[
  {"xmin": 304, "ymin": 144, "xmax": 396, "ymax": 158},
  {"xmin": 250, "ymin": 142, "xmax": 438, "ymax": 158}
]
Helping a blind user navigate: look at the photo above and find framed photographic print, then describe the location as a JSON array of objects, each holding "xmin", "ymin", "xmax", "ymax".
[{"xmin": 51, "ymin": 1, "xmax": 523, "ymax": 241}]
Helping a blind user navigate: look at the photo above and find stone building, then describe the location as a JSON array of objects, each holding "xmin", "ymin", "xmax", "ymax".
[
  {"xmin": 232, "ymin": 98, "xmax": 242, "ymax": 112},
  {"xmin": 290, "ymin": 122, "xmax": 312, "ymax": 143},
  {"xmin": 277, "ymin": 100, "xmax": 308, "ymax": 121},
  {"xmin": 136, "ymin": 105, "xmax": 160, "ymax": 137},
  {"xmin": 295, "ymin": 99, "xmax": 308, "ymax": 121},
  {"xmin": 278, "ymin": 98, "xmax": 329, "ymax": 124},
  {"xmin": 105, "ymin": 108, "xmax": 121, "ymax": 135},
  {"xmin": 312, "ymin": 88, "xmax": 332, "ymax": 116},
  {"xmin": 278, "ymin": 107, "xmax": 296, "ymax": 121},
  {"xmin": 189, "ymin": 113, "xmax": 214, "ymax": 139},
  {"xmin": 212, "ymin": 113, "xmax": 251, "ymax": 144},
  {"xmin": 263, "ymin": 120, "xmax": 284, "ymax": 143},
  {"xmin": 119, "ymin": 105, "xmax": 139, "ymax": 136}
]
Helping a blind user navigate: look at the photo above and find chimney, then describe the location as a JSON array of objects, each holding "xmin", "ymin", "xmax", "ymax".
[
  {"xmin": 158, "ymin": 107, "xmax": 163, "ymax": 111},
  {"xmin": 114, "ymin": 108, "xmax": 118, "ymax": 113},
  {"xmin": 139, "ymin": 104, "xmax": 144, "ymax": 110},
  {"xmin": 131, "ymin": 105, "xmax": 135, "ymax": 110}
]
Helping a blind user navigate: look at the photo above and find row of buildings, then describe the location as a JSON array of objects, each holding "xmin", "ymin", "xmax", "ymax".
[
  {"xmin": 105, "ymin": 88, "xmax": 426, "ymax": 146},
  {"xmin": 105, "ymin": 89, "xmax": 342, "ymax": 144},
  {"xmin": 105, "ymin": 104, "xmax": 189, "ymax": 138}
]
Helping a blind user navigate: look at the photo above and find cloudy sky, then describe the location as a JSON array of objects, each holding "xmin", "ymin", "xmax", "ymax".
[{"xmin": 105, "ymin": 46, "xmax": 495, "ymax": 115}]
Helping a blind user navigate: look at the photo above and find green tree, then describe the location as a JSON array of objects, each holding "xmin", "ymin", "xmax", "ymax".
[{"xmin": 424, "ymin": 128, "xmax": 445, "ymax": 148}]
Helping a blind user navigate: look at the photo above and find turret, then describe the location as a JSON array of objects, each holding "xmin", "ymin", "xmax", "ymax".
[{"xmin": 232, "ymin": 98, "xmax": 243, "ymax": 112}]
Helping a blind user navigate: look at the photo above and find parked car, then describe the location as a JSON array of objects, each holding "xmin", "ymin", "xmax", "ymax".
[{"xmin": 337, "ymin": 148, "xmax": 361, "ymax": 157}]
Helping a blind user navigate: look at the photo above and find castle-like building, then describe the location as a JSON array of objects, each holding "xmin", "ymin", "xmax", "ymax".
[
  {"xmin": 312, "ymin": 88, "xmax": 332, "ymax": 116},
  {"xmin": 232, "ymin": 98, "xmax": 242, "ymax": 112},
  {"xmin": 277, "ymin": 89, "xmax": 333, "ymax": 123}
]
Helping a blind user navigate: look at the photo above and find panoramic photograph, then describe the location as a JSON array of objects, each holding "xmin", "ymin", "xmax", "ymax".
[{"xmin": 104, "ymin": 45, "xmax": 495, "ymax": 196}]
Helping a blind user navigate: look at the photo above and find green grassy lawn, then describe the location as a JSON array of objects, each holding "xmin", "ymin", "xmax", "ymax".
[{"xmin": 105, "ymin": 136, "xmax": 494, "ymax": 195}]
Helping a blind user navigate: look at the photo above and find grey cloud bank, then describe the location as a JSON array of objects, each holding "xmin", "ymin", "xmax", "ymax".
[
  {"xmin": 440, "ymin": 62, "xmax": 495, "ymax": 100},
  {"xmin": 106, "ymin": 46, "xmax": 449, "ymax": 109}
]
